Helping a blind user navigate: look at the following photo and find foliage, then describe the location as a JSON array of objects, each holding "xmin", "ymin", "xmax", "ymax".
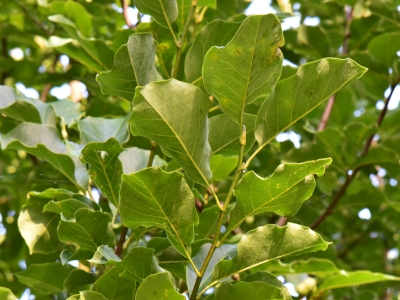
[{"xmin": 0, "ymin": 0, "xmax": 400, "ymax": 299}]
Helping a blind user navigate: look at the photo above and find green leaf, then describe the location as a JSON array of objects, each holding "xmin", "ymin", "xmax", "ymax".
[
  {"xmin": 15, "ymin": 262, "xmax": 74, "ymax": 295},
  {"xmin": 76, "ymin": 291, "xmax": 108, "ymax": 300},
  {"xmin": 351, "ymin": 145, "xmax": 399, "ymax": 169},
  {"xmin": 367, "ymin": 32, "xmax": 400, "ymax": 72},
  {"xmin": 209, "ymin": 114, "xmax": 256, "ymax": 156},
  {"xmin": 130, "ymin": 79, "xmax": 212, "ymax": 185},
  {"xmin": 48, "ymin": 15, "xmax": 113, "ymax": 71},
  {"xmin": 17, "ymin": 189, "xmax": 81, "ymax": 254},
  {"xmin": 57, "ymin": 208, "xmax": 115, "ymax": 252},
  {"xmin": 90, "ymin": 246, "xmax": 162, "ymax": 282},
  {"xmin": 78, "ymin": 115, "xmax": 130, "ymax": 145},
  {"xmin": 61, "ymin": 248, "xmax": 94, "ymax": 265},
  {"xmin": 51, "ymin": 99, "xmax": 84, "ymax": 127},
  {"xmin": 132, "ymin": 0, "xmax": 178, "ymax": 28},
  {"xmin": 210, "ymin": 154, "xmax": 237, "ymax": 181},
  {"xmin": 93, "ymin": 267, "xmax": 136, "ymax": 300},
  {"xmin": 317, "ymin": 271, "xmax": 400, "ymax": 292},
  {"xmin": 119, "ymin": 147, "xmax": 166, "ymax": 174},
  {"xmin": 195, "ymin": 205, "xmax": 220, "ymax": 239},
  {"xmin": 255, "ymin": 58, "xmax": 367, "ymax": 148},
  {"xmin": 120, "ymin": 167, "xmax": 198, "ymax": 257},
  {"xmin": 135, "ymin": 273, "xmax": 185, "ymax": 300},
  {"xmin": 0, "ymin": 287, "xmax": 17, "ymax": 300},
  {"xmin": 210, "ymin": 223, "xmax": 330, "ymax": 286},
  {"xmin": 176, "ymin": 0, "xmax": 217, "ymax": 29},
  {"xmin": 244, "ymin": 272, "xmax": 292, "ymax": 300},
  {"xmin": 186, "ymin": 243, "xmax": 236, "ymax": 294},
  {"xmin": 0, "ymin": 86, "xmax": 56, "ymax": 125},
  {"xmin": 43, "ymin": 198, "xmax": 90, "ymax": 219},
  {"xmin": 286, "ymin": 258, "xmax": 340, "ymax": 275},
  {"xmin": 81, "ymin": 138, "xmax": 124, "ymax": 206},
  {"xmin": 315, "ymin": 129, "xmax": 345, "ymax": 171},
  {"xmin": 97, "ymin": 33, "xmax": 162, "ymax": 101},
  {"xmin": 215, "ymin": 281, "xmax": 284, "ymax": 300},
  {"xmin": 0, "ymin": 123, "xmax": 89, "ymax": 191},
  {"xmin": 203, "ymin": 14, "xmax": 283, "ymax": 123},
  {"xmin": 343, "ymin": 122, "xmax": 376, "ymax": 166},
  {"xmin": 229, "ymin": 158, "xmax": 332, "ymax": 231},
  {"xmin": 64, "ymin": 269, "xmax": 98, "ymax": 294},
  {"xmin": 185, "ymin": 20, "xmax": 240, "ymax": 85},
  {"xmin": 64, "ymin": 1, "xmax": 93, "ymax": 37}
]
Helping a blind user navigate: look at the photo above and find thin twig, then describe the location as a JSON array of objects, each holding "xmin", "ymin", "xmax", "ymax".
[
  {"xmin": 147, "ymin": 141, "xmax": 157, "ymax": 168},
  {"xmin": 115, "ymin": 226, "xmax": 129, "ymax": 258},
  {"xmin": 317, "ymin": 6, "xmax": 353, "ymax": 132},
  {"xmin": 0, "ymin": 38, "xmax": 7, "ymax": 84},
  {"xmin": 310, "ymin": 78, "xmax": 400, "ymax": 229},
  {"xmin": 120, "ymin": 0, "xmax": 134, "ymax": 28}
]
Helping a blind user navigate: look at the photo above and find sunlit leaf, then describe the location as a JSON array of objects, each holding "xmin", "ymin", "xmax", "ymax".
[{"xmin": 135, "ymin": 273, "xmax": 185, "ymax": 300}]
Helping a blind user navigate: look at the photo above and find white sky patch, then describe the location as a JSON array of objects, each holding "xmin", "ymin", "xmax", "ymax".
[
  {"xmin": 358, "ymin": 208, "xmax": 371, "ymax": 220},
  {"xmin": 277, "ymin": 275, "xmax": 285, "ymax": 283},
  {"xmin": 91, "ymin": 188, "xmax": 100, "ymax": 203},
  {"xmin": 369, "ymin": 174, "xmax": 380, "ymax": 188},
  {"xmin": 377, "ymin": 168, "xmax": 386, "ymax": 177},
  {"xmin": 16, "ymin": 82, "xmax": 40, "ymax": 99},
  {"xmin": 387, "ymin": 248, "xmax": 399, "ymax": 260},
  {"xmin": 384, "ymin": 85, "xmax": 400, "ymax": 110},
  {"xmin": 276, "ymin": 131, "xmax": 301, "ymax": 148},
  {"xmin": 60, "ymin": 54, "xmax": 70, "ymax": 70},
  {"xmin": 68, "ymin": 260, "xmax": 80, "ymax": 268},
  {"xmin": 390, "ymin": 178, "xmax": 398, "ymax": 186},
  {"xmin": 50, "ymin": 83, "xmax": 71, "ymax": 99},
  {"xmin": 10, "ymin": 48, "xmax": 24, "ymax": 61},
  {"xmin": 245, "ymin": 0, "xmax": 276, "ymax": 15},
  {"xmin": 283, "ymin": 59, "xmax": 298, "ymax": 67},
  {"xmin": 18, "ymin": 288, "xmax": 35, "ymax": 300},
  {"xmin": 303, "ymin": 16, "xmax": 320, "ymax": 26},
  {"xmin": 284, "ymin": 282, "xmax": 299, "ymax": 297}
]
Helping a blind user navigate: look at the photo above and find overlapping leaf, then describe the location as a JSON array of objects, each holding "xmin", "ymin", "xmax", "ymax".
[
  {"xmin": 209, "ymin": 223, "xmax": 330, "ymax": 286},
  {"xmin": 93, "ymin": 268, "xmax": 136, "ymax": 300},
  {"xmin": 215, "ymin": 281, "xmax": 283, "ymax": 300},
  {"xmin": 368, "ymin": 32, "xmax": 400, "ymax": 72},
  {"xmin": 133, "ymin": 0, "xmax": 178, "ymax": 28},
  {"xmin": 255, "ymin": 58, "xmax": 367, "ymax": 148},
  {"xmin": 119, "ymin": 147, "xmax": 166, "ymax": 174},
  {"xmin": 203, "ymin": 14, "xmax": 284, "ymax": 123},
  {"xmin": 135, "ymin": 273, "xmax": 185, "ymax": 300},
  {"xmin": 97, "ymin": 33, "xmax": 162, "ymax": 101},
  {"xmin": 120, "ymin": 167, "xmax": 198, "ymax": 257},
  {"xmin": 130, "ymin": 79, "xmax": 212, "ymax": 185},
  {"xmin": 229, "ymin": 158, "xmax": 332, "ymax": 231}
]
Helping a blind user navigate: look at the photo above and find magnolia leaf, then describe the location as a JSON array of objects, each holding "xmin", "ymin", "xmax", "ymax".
[
  {"xmin": 185, "ymin": 20, "xmax": 240, "ymax": 85},
  {"xmin": 209, "ymin": 113, "xmax": 256, "ymax": 156},
  {"xmin": 351, "ymin": 145, "xmax": 399, "ymax": 169},
  {"xmin": 287, "ymin": 258, "xmax": 340, "ymax": 275},
  {"xmin": 77, "ymin": 291, "xmax": 108, "ymax": 300},
  {"xmin": 43, "ymin": 199, "xmax": 90, "ymax": 219},
  {"xmin": 210, "ymin": 223, "xmax": 330, "ymax": 285},
  {"xmin": 130, "ymin": 79, "xmax": 212, "ymax": 185},
  {"xmin": 215, "ymin": 281, "xmax": 284, "ymax": 300},
  {"xmin": 58, "ymin": 209, "xmax": 115, "ymax": 252},
  {"xmin": 203, "ymin": 14, "xmax": 283, "ymax": 122},
  {"xmin": 367, "ymin": 32, "xmax": 400, "ymax": 71},
  {"xmin": 344, "ymin": 122, "xmax": 376, "ymax": 165},
  {"xmin": 119, "ymin": 147, "xmax": 166, "ymax": 174},
  {"xmin": 81, "ymin": 138, "xmax": 124, "ymax": 206},
  {"xmin": 195, "ymin": 205, "xmax": 220, "ymax": 239},
  {"xmin": 0, "ymin": 287, "xmax": 16, "ymax": 300},
  {"xmin": 315, "ymin": 129, "xmax": 345, "ymax": 171},
  {"xmin": 229, "ymin": 158, "xmax": 332, "ymax": 231},
  {"xmin": 255, "ymin": 58, "xmax": 367, "ymax": 148},
  {"xmin": 97, "ymin": 33, "xmax": 162, "ymax": 101},
  {"xmin": 132, "ymin": 0, "xmax": 178, "ymax": 28},
  {"xmin": 15, "ymin": 262, "xmax": 74, "ymax": 295},
  {"xmin": 120, "ymin": 167, "xmax": 198, "ymax": 257},
  {"xmin": 93, "ymin": 267, "xmax": 136, "ymax": 300},
  {"xmin": 0, "ymin": 85, "xmax": 56, "ymax": 125},
  {"xmin": 210, "ymin": 154, "xmax": 237, "ymax": 181},
  {"xmin": 64, "ymin": 269, "xmax": 98, "ymax": 294},
  {"xmin": 48, "ymin": 15, "xmax": 113, "ymax": 71},
  {"xmin": 135, "ymin": 273, "xmax": 185, "ymax": 300},
  {"xmin": 0, "ymin": 123, "xmax": 88, "ymax": 191},
  {"xmin": 61, "ymin": 248, "xmax": 94, "ymax": 265},
  {"xmin": 317, "ymin": 271, "xmax": 400, "ymax": 292},
  {"xmin": 244, "ymin": 272, "xmax": 292, "ymax": 300},
  {"xmin": 186, "ymin": 243, "xmax": 236, "ymax": 295},
  {"xmin": 51, "ymin": 99, "xmax": 84, "ymax": 127}
]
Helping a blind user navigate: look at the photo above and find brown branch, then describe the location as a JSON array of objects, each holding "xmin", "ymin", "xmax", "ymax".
[
  {"xmin": 120, "ymin": 0, "xmax": 135, "ymax": 28},
  {"xmin": 0, "ymin": 37, "xmax": 7, "ymax": 84},
  {"xmin": 310, "ymin": 78, "xmax": 400, "ymax": 229},
  {"xmin": 317, "ymin": 6, "xmax": 353, "ymax": 132},
  {"xmin": 115, "ymin": 226, "xmax": 129, "ymax": 258}
]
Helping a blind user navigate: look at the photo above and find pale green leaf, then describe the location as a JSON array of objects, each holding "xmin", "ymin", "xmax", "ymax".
[
  {"xmin": 255, "ymin": 58, "xmax": 367, "ymax": 148},
  {"xmin": 209, "ymin": 114, "xmax": 256, "ymax": 156},
  {"xmin": 229, "ymin": 158, "xmax": 332, "ymax": 231},
  {"xmin": 210, "ymin": 154, "xmax": 237, "ymax": 181},
  {"xmin": 78, "ymin": 115, "xmax": 130, "ymax": 145},
  {"xmin": 15, "ymin": 262, "xmax": 74, "ymax": 295},
  {"xmin": 78, "ymin": 291, "xmax": 108, "ymax": 300},
  {"xmin": 0, "ymin": 123, "xmax": 89, "ymax": 191},
  {"xmin": 119, "ymin": 147, "xmax": 166, "ymax": 174},
  {"xmin": 51, "ymin": 99, "xmax": 84, "ymax": 127},
  {"xmin": 135, "ymin": 273, "xmax": 185, "ymax": 300},
  {"xmin": 130, "ymin": 79, "xmax": 212, "ymax": 185},
  {"xmin": 58, "ymin": 208, "xmax": 116, "ymax": 252},
  {"xmin": 215, "ymin": 281, "xmax": 283, "ymax": 300},
  {"xmin": 367, "ymin": 32, "xmax": 400, "ymax": 72},
  {"xmin": 203, "ymin": 14, "xmax": 284, "ymax": 122},
  {"xmin": 132, "ymin": 0, "xmax": 178, "ymax": 28},
  {"xmin": 93, "ymin": 267, "xmax": 136, "ymax": 300},
  {"xmin": 120, "ymin": 167, "xmax": 198, "ymax": 257},
  {"xmin": 351, "ymin": 145, "xmax": 399, "ymax": 169},
  {"xmin": 185, "ymin": 19, "xmax": 240, "ymax": 85},
  {"xmin": 81, "ymin": 138, "xmax": 124, "ymax": 206},
  {"xmin": 317, "ymin": 271, "xmax": 400, "ymax": 292},
  {"xmin": 0, "ymin": 287, "xmax": 16, "ymax": 300},
  {"xmin": 210, "ymin": 223, "xmax": 330, "ymax": 286},
  {"xmin": 97, "ymin": 33, "xmax": 162, "ymax": 101},
  {"xmin": 64, "ymin": 1, "xmax": 93, "ymax": 37}
]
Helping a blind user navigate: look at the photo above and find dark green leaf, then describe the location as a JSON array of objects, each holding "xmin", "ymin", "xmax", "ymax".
[
  {"xmin": 215, "ymin": 281, "xmax": 283, "ymax": 300},
  {"xmin": 132, "ymin": 0, "xmax": 178, "ymax": 28},
  {"xmin": 244, "ymin": 272, "xmax": 292, "ymax": 300},
  {"xmin": 64, "ymin": 269, "xmax": 98, "ymax": 294},
  {"xmin": 93, "ymin": 267, "xmax": 136, "ymax": 300}
]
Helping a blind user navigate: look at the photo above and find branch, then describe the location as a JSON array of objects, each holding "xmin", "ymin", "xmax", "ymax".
[
  {"xmin": 147, "ymin": 141, "xmax": 157, "ymax": 168},
  {"xmin": 115, "ymin": 226, "xmax": 129, "ymax": 258},
  {"xmin": 120, "ymin": 0, "xmax": 135, "ymax": 28},
  {"xmin": 310, "ymin": 78, "xmax": 400, "ymax": 229},
  {"xmin": 317, "ymin": 6, "xmax": 352, "ymax": 132}
]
